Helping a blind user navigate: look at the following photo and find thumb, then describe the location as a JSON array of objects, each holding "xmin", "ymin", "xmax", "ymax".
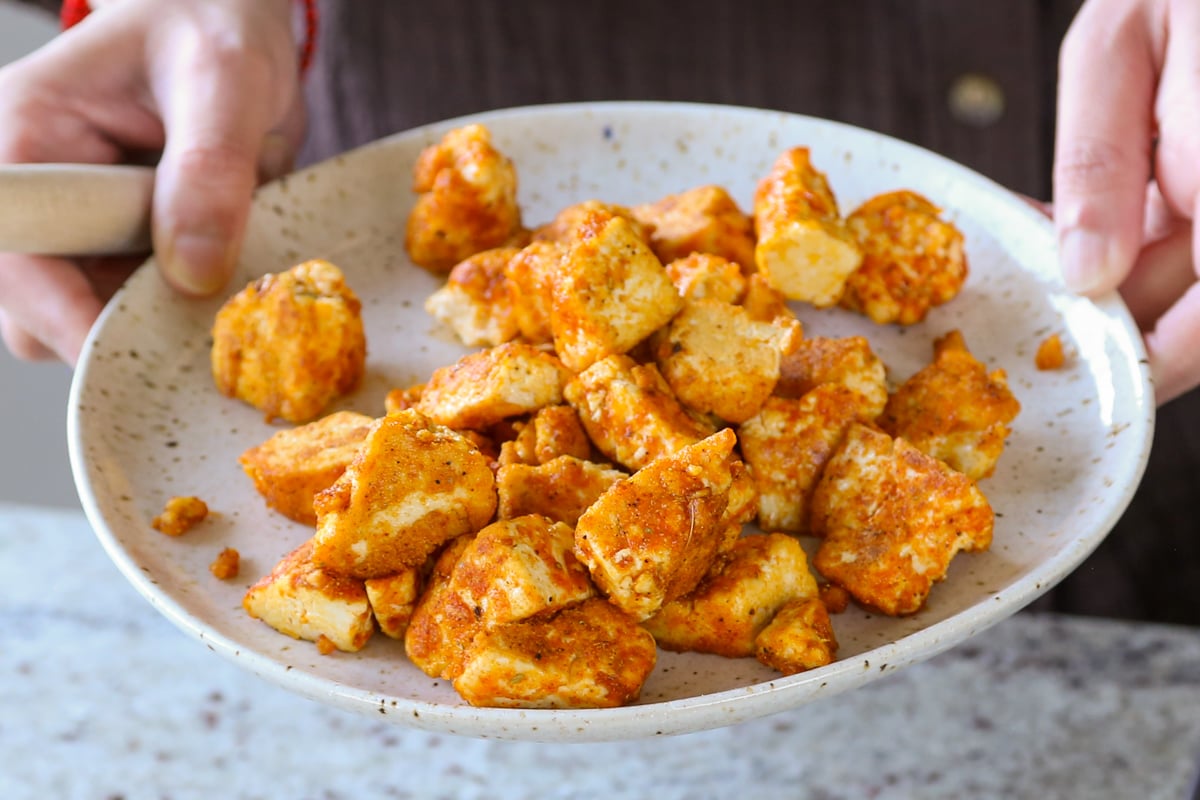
[{"xmin": 152, "ymin": 49, "xmax": 295, "ymax": 296}]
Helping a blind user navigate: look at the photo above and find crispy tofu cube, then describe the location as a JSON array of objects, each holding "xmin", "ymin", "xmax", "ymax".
[
  {"xmin": 238, "ymin": 410, "xmax": 375, "ymax": 526},
  {"xmin": 644, "ymin": 533, "xmax": 820, "ymax": 658},
  {"xmin": 776, "ymin": 336, "xmax": 888, "ymax": 420},
  {"xmin": 754, "ymin": 597, "xmax": 838, "ymax": 675},
  {"xmin": 551, "ymin": 209, "xmax": 683, "ymax": 371},
  {"xmin": 574, "ymin": 429, "xmax": 739, "ymax": 620},
  {"xmin": 739, "ymin": 386, "xmax": 878, "ymax": 534},
  {"xmin": 449, "ymin": 514, "xmax": 595, "ymax": 627},
  {"xmin": 811, "ymin": 424, "xmax": 994, "ymax": 616},
  {"xmin": 879, "ymin": 330, "xmax": 1020, "ymax": 481},
  {"xmin": 496, "ymin": 405, "xmax": 592, "ymax": 467},
  {"xmin": 564, "ymin": 354, "xmax": 715, "ymax": 471},
  {"xmin": 211, "ymin": 259, "xmax": 365, "ymax": 423},
  {"xmin": 405, "ymin": 535, "xmax": 478, "ymax": 679},
  {"xmin": 504, "ymin": 240, "xmax": 563, "ymax": 344},
  {"xmin": 453, "ymin": 598, "xmax": 656, "ymax": 709},
  {"xmin": 424, "ymin": 247, "xmax": 522, "ymax": 347},
  {"xmin": 310, "ymin": 409, "xmax": 497, "ymax": 579},
  {"xmin": 842, "ymin": 190, "xmax": 967, "ymax": 325},
  {"xmin": 404, "ymin": 124, "xmax": 524, "ymax": 273},
  {"xmin": 532, "ymin": 200, "xmax": 651, "ymax": 245},
  {"xmin": 243, "ymin": 539, "xmax": 375, "ymax": 653},
  {"xmin": 664, "ymin": 252, "xmax": 747, "ymax": 304},
  {"xmin": 753, "ymin": 147, "xmax": 862, "ymax": 307},
  {"xmin": 497, "ymin": 455, "xmax": 627, "ymax": 526},
  {"xmin": 364, "ymin": 566, "xmax": 424, "ymax": 639},
  {"xmin": 653, "ymin": 298, "xmax": 802, "ymax": 423},
  {"xmin": 417, "ymin": 342, "xmax": 570, "ymax": 430},
  {"xmin": 632, "ymin": 185, "xmax": 757, "ymax": 272}
]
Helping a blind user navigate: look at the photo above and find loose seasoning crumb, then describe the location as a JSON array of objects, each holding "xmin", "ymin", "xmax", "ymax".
[
  {"xmin": 1035, "ymin": 333, "xmax": 1066, "ymax": 371},
  {"xmin": 316, "ymin": 635, "xmax": 338, "ymax": 655},
  {"xmin": 819, "ymin": 583, "xmax": 851, "ymax": 614},
  {"xmin": 209, "ymin": 547, "xmax": 240, "ymax": 580},
  {"xmin": 151, "ymin": 496, "xmax": 209, "ymax": 536}
]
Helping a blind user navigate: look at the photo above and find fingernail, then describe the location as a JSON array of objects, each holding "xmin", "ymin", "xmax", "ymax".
[
  {"xmin": 160, "ymin": 230, "xmax": 233, "ymax": 296},
  {"xmin": 1059, "ymin": 228, "xmax": 1117, "ymax": 295},
  {"xmin": 258, "ymin": 132, "xmax": 294, "ymax": 183}
]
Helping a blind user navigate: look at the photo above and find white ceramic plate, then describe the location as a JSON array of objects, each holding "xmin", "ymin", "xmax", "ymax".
[{"xmin": 69, "ymin": 102, "xmax": 1154, "ymax": 742}]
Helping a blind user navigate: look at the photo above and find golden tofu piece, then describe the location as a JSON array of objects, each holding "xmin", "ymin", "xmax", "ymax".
[
  {"xmin": 496, "ymin": 405, "xmax": 592, "ymax": 467},
  {"xmin": 453, "ymin": 598, "xmax": 656, "ymax": 709},
  {"xmin": 211, "ymin": 259, "xmax": 366, "ymax": 424},
  {"xmin": 775, "ymin": 335, "xmax": 888, "ymax": 420},
  {"xmin": 151, "ymin": 495, "xmax": 209, "ymax": 537},
  {"xmin": 424, "ymin": 247, "xmax": 522, "ymax": 347},
  {"xmin": 504, "ymin": 240, "xmax": 563, "ymax": 345},
  {"xmin": 644, "ymin": 533, "xmax": 820, "ymax": 658},
  {"xmin": 417, "ymin": 342, "xmax": 570, "ymax": 430},
  {"xmin": 243, "ymin": 539, "xmax": 375, "ymax": 653},
  {"xmin": 238, "ymin": 410, "xmax": 375, "ymax": 526},
  {"xmin": 753, "ymin": 147, "xmax": 862, "ymax": 307},
  {"xmin": 811, "ymin": 424, "xmax": 994, "ymax": 616},
  {"xmin": 739, "ymin": 386, "xmax": 878, "ymax": 534},
  {"xmin": 842, "ymin": 190, "xmax": 967, "ymax": 325},
  {"xmin": 364, "ymin": 565, "xmax": 424, "ymax": 639},
  {"xmin": 532, "ymin": 199, "xmax": 650, "ymax": 245},
  {"xmin": 564, "ymin": 354, "xmax": 715, "ymax": 471},
  {"xmin": 632, "ymin": 185, "xmax": 757, "ymax": 272},
  {"xmin": 449, "ymin": 514, "xmax": 595, "ymax": 627},
  {"xmin": 384, "ymin": 383, "xmax": 425, "ymax": 415},
  {"xmin": 653, "ymin": 298, "xmax": 802, "ymax": 423},
  {"xmin": 209, "ymin": 547, "xmax": 240, "ymax": 580},
  {"xmin": 551, "ymin": 208, "xmax": 683, "ymax": 372},
  {"xmin": 879, "ymin": 330, "xmax": 1020, "ymax": 481},
  {"xmin": 497, "ymin": 455, "xmax": 627, "ymax": 526},
  {"xmin": 310, "ymin": 409, "xmax": 497, "ymax": 579},
  {"xmin": 404, "ymin": 535, "xmax": 478, "ymax": 679},
  {"xmin": 574, "ymin": 429, "xmax": 739, "ymax": 620},
  {"xmin": 1035, "ymin": 333, "xmax": 1067, "ymax": 371},
  {"xmin": 664, "ymin": 252, "xmax": 747, "ymax": 304},
  {"xmin": 405, "ymin": 124, "xmax": 524, "ymax": 273},
  {"xmin": 754, "ymin": 597, "xmax": 838, "ymax": 675}
]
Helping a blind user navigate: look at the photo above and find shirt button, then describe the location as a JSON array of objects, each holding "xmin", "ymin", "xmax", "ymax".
[{"xmin": 948, "ymin": 73, "xmax": 1006, "ymax": 127}]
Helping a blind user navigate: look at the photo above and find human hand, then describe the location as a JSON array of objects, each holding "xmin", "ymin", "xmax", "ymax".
[
  {"xmin": 1054, "ymin": 0, "xmax": 1200, "ymax": 405},
  {"xmin": 0, "ymin": 0, "xmax": 304, "ymax": 363}
]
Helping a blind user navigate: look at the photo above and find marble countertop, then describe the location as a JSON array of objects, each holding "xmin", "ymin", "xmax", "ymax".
[{"xmin": 3, "ymin": 503, "xmax": 1199, "ymax": 800}]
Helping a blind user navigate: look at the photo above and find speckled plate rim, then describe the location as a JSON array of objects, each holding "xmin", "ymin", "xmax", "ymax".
[{"xmin": 68, "ymin": 101, "xmax": 1156, "ymax": 742}]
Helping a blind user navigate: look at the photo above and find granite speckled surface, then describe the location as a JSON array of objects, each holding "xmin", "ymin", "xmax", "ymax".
[{"xmin": 3, "ymin": 503, "xmax": 1199, "ymax": 800}]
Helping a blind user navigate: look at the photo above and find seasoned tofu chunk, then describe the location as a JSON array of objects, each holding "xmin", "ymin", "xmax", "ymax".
[
  {"xmin": 574, "ymin": 429, "xmax": 739, "ymax": 620},
  {"xmin": 551, "ymin": 208, "xmax": 683, "ymax": 371},
  {"xmin": 564, "ymin": 354, "xmax": 715, "ymax": 471},
  {"xmin": 405, "ymin": 124, "xmax": 524, "ymax": 273},
  {"xmin": 753, "ymin": 147, "xmax": 862, "ymax": 307},
  {"xmin": 364, "ymin": 566, "xmax": 424, "ymax": 639},
  {"xmin": 151, "ymin": 495, "xmax": 209, "ymax": 537},
  {"xmin": 532, "ymin": 200, "xmax": 651, "ymax": 245},
  {"xmin": 384, "ymin": 383, "xmax": 425, "ymax": 414},
  {"xmin": 632, "ymin": 185, "xmax": 757, "ymax": 272},
  {"xmin": 664, "ymin": 252, "xmax": 747, "ymax": 304},
  {"xmin": 497, "ymin": 455, "xmax": 627, "ymax": 526},
  {"xmin": 842, "ymin": 190, "xmax": 967, "ymax": 325},
  {"xmin": 739, "ymin": 386, "xmax": 878, "ymax": 534},
  {"xmin": 310, "ymin": 409, "xmax": 497, "ymax": 579},
  {"xmin": 504, "ymin": 240, "xmax": 563, "ymax": 345},
  {"xmin": 424, "ymin": 247, "xmax": 522, "ymax": 347},
  {"xmin": 496, "ymin": 405, "xmax": 592, "ymax": 467},
  {"xmin": 811, "ymin": 424, "xmax": 994, "ymax": 616},
  {"xmin": 404, "ymin": 535, "xmax": 478, "ymax": 679},
  {"xmin": 653, "ymin": 298, "xmax": 802, "ymax": 423},
  {"xmin": 644, "ymin": 533, "xmax": 820, "ymax": 658},
  {"xmin": 879, "ymin": 330, "xmax": 1020, "ymax": 481},
  {"xmin": 775, "ymin": 335, "xmax": 889, "ymax": 420},
  {"xmin": 754, "ymin": 597, "xmax": 838, "ymax": 675},
  {"xmin": 417, "ymin": 342, "xmax": 571, "ymax": 430},
  {"xmin": 243, "ymin": 539, "xmax": 375, "ymax": 653},
  {"xmin": 239, "ymin": 410, "xmax": 375, "ymax": 526},
  {"xmin": 453, "ymin": 598, "xmax": 656, "ymax": 709},
  {"xmin": 211, "ymin": 259, "xmax": 366, "ymax": 423}
]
